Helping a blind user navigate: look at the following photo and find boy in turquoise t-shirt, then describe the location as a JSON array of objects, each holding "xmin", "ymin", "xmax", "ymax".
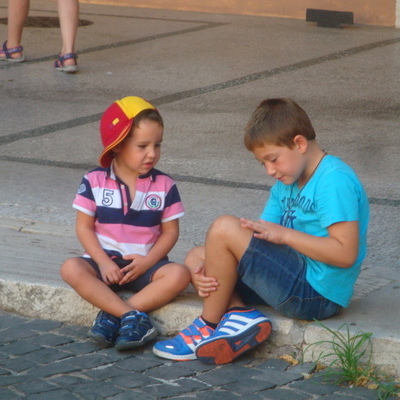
[{"xmin": 153, "ymin": 98, "xmax": 369, "ymax": 365}]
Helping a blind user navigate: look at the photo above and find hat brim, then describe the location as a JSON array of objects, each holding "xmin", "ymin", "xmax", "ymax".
[{"xmin": 98, "ymin": 119, "xmax": 134, "ymax": 168}]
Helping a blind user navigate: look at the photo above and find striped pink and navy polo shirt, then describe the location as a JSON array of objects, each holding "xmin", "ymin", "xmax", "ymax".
[{"xmin": 73, "ymin": 166, "xmax": 184, "ymax": 258}]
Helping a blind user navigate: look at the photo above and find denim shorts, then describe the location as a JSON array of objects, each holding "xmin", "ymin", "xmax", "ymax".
[
  {"xmin": 81, "ymin": 256, "xmax": 170, "ymax": 293},
  {"xmin": 236, "ymin": 237, "xmax": 341, "ymax": 321}
]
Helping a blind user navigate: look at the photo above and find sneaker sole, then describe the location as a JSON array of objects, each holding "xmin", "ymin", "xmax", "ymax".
[
  {"xmin": 152, "ymin": 346, "xmax": 197, "ymax": 361},
  {"xmin": 87, "ymin": 331, "xmax": 114, "ymax": 347},
  {"xmin": 115, "ymin": 327, "xmax": 158, "ymax": 351},
  {"xmin": 55, "ymin": 65, "xmax": 78, "ymax": 73},
  {"xmin": 195, "ymin": 320, "xmax": 272, "ymax": 365},
  {"xmin": 0, "ymin": 56, "xmax": 26, "ymax": 63}
]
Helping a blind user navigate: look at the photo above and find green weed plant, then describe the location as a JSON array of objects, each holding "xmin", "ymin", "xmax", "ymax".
[{"xmin": 303, "ymin": 320, "xmax": 399, "ymax": 399}]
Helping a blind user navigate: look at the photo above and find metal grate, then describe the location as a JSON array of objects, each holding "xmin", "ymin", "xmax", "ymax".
[{"xmin": 306, "ymin": 9, "xmax": 354, "ymax": 28}]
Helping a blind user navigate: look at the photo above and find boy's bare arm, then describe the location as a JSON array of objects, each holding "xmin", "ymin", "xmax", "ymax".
[
  {"xmin": 75, "ymin": 211, "xmax": 123, "ymax": 284},
  {"xmin": 241, "ymin": 218, "xmax": 359, "ymax": 269}
]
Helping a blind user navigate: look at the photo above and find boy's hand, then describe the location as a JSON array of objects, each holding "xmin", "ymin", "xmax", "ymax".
[
  {"xmin": 240, "ymin": 218, "xmax": 287, "ymax": 245},
  {"xmin": 192, "ymin": 262, "xmax": 219, "ymax": 298},
  {"xmin": 99, "ymin": 259, "xmax": 124, "ymax": 285},
  {"xmin": 119, "ymin": 254, "xmax": 149, "ymax": 285}
]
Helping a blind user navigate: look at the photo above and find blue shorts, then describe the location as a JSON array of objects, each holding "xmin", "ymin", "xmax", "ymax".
[
  {"xmin": 236, "ymin": 237, "xmax": 341, "ymax": 321},
  {"xmin": 81, "ymin": 256, "xmax": 170, "ymax": 293}
]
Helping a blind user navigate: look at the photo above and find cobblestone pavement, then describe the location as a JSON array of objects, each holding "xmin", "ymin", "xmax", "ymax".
[{"xmin": 1, "ymin": 313, "xmax": 397, "ymax": 400}]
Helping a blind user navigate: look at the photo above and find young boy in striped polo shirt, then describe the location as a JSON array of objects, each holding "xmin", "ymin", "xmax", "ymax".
[{"xmin": 60, "ymin": 96, "xmax": 190, "ymax": 351}]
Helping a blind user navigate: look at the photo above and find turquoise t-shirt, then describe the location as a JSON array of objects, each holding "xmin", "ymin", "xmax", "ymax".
[{"xmin": 260, "ymin": 155, "xmax": 369, "ymax": 307}]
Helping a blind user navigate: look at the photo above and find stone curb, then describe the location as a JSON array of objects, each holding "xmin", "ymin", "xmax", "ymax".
[{"xmin": 1, "ymin": 279, "xmax": 399, "ymax": 375}]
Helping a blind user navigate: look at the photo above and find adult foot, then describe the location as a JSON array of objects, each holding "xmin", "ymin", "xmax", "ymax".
[
  {"xmin": 0, "ymin": 41, "xmax": 25, "ymax": 62},
  {"xmin": 54, "ymin": 52, "xmax": 78, "ymax": 73}
]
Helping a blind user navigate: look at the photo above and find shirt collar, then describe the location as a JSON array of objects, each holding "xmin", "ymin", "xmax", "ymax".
[{"xmin": 107, "ymin": 162, "xmax": 156, "ymax": 182}]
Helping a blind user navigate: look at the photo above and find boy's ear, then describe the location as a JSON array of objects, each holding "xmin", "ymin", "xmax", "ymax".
[
  {"xmin": 293, "ymin": 135, "xmax": 308, "ymax": 153},
  {"xmin": 112, "ymin": 144, "xmax": 121, "ymax": 155}
]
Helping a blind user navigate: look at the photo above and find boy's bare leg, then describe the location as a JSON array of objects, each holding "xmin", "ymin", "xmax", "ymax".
[
  {"xmin": 185, "ymin": 245, "xmax": 217, "ymax": 296},
  {"xmin": 125, "ymin": 263, "xmax": 190, "ymax": 312},
  {"xmin": 60, "ymin": 258, "xmax": 132, "ymax": 317},
  {"xmin": 199, "ymin": 215, "xmax": 253, "ymax": 324},
  {"xmin": 61, "ymin": 259, "xmax": 190, "ymax": 316},
  {"xmin": 152, "ymin": 216, "xmax": 263, "ymax": 362},
  {"xmin": 184, "ymin": 245, "xmax": 205, "ymax": 280}
]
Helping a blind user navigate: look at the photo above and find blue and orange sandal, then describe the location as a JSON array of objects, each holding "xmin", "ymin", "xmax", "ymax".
[
  {"xmin": 54, "ymin": 52, "xmax": 78, "ymax": 73},
  {"xmin": 0, "ymin": 40, "xmax": 26, "ymax": 62}
]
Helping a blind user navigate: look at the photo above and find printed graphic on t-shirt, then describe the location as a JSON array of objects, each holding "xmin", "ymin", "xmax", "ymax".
[
  {"xmin": 102, "ymin": 189, "xmax": 115, "ymax": 206},
  {"xmin": 280, "ymin": 195, "xmax": 316, "ymax": 229},
  {"xmin": 145, "ymin": 194, "xmax": 162, "ymax": 210}
]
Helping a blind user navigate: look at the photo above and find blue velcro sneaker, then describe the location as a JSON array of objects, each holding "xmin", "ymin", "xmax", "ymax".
[
  {"xmin": 195, "ymin": 308, "xmax": 272, "ymax": 365},
  {"xmin": 87, "ymin": 310, "xmax": 120, "ymax": 346},
  {"xmin": 115, "ymin": 310, "xmax": 158, "ymax": 351},
  {"xmin": 153, "ymin": 317, "xmax": 214, "ymax": 361}
]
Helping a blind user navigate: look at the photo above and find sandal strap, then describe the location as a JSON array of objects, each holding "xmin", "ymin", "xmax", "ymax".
[
  {"xmin": 1, "ymin": 41, "xmax": 24, "ymax": 59},
  {"xmin": 60, "ymin": 52, "xmax": 78, "ymax": 62},
  {"xmin": 54, "ymin": 52, "xmax": 78, "ymax": 68}
]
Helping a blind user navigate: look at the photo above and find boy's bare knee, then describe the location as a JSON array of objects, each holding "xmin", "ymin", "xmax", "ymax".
[
  {"xmin": 60, "ymin": 258, "xmax": 73, "ymax": 281},
  {"xmin": 208, "ymin": 215, "xmax": 241, "ymax": 238},
  {"xmin": 60, "ymin": 257, "xmax": 86, "ymax": 283},
  {"xmin": 185, "ymin": 246, "xmax": 205, "ymax": 270},
  {"xmin": 161, "ymin": 263, "xmax": 190, "ymax": 289}
]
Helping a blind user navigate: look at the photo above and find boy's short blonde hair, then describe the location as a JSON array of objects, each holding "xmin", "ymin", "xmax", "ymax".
[{"xmin": 244, "ymin": 98, "xmax": 316, "ymax": 151}]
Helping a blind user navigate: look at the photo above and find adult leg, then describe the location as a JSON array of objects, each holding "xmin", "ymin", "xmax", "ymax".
[
  {"xmin": 60, "ymin": 257, "xmax": 132, "ymax": 317},
  {"xmin": 0, "ymin": 0, "xmax": 29, "ymax": 60},
  {"xmin": 57, "ymin": 0, "xmax": 78, "ymax": 54},
  {"xmin": 56, "ymin": 0, "xmax": 79, "ymax": 68}
]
